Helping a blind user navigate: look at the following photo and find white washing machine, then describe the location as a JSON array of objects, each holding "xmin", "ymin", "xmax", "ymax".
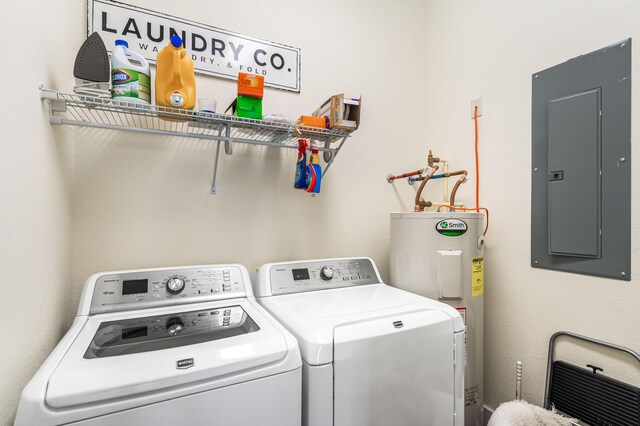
[
  {"xmin": 15, "ymin": 264, "xmax": 301, "ymax": 426},
  {"xmin": 254, "ymin": 257, "xmax": 465, "ymax": 426}
]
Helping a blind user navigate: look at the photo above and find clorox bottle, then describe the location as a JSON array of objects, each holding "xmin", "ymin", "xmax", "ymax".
[
  {"xmin": 155, "ymin": 35, "xmax": 196, "ymax": 111},
  {"xmin": 111, "ymin": 40, "xmax": 151, "ymax": 105}
]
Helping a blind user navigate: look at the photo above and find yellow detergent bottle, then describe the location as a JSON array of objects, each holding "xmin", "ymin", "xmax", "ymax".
[{"xmin": 155, "ymin": 35, "xmax": 196, "ymax": 111}]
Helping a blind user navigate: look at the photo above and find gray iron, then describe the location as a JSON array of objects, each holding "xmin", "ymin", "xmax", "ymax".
[{"xmin": 74, "ymin": 32, "xmax": 109, "ymax": 83}]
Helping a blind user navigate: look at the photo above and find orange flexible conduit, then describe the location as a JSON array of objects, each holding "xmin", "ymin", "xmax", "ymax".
[
  {"xmin": 474, "ymin": 105, "xmax": 480, "ymax": 210},
  {"xmin": 438, "ymin": 105, "xmax": 489, "ymax": 236}
]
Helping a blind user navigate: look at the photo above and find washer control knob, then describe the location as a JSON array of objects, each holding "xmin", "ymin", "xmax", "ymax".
[
  {"xmin": 166, "ymin": 317, "xmax": 184, "ymax": 336},
  {"xmin": 320, "ymin": 266, "xmax": 334, "ymax": 281},
  {"xmin": 166, "ymin": 277, "xmax": 185, "ymax": 294}
]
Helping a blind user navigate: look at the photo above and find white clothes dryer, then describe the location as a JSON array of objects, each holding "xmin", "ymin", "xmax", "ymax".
[
  {"xmin": 16, "ymin": 264, "xmax": 301, "ymax": 426},
  {"xmin": 254, "ymin": 257, "xmax": 465, "ymax": 426}
]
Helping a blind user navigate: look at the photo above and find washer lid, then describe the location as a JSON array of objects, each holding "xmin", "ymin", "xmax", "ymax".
[
  {"xmin": 46, "ymin": 299, "xmax": 292, "ymax": 408},
  {"xmin": 258, "ymin": 284, "xmax": 464, "ymax": 365}
]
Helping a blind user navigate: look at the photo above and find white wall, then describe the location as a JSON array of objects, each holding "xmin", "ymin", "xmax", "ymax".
[
  {"xmin": 72, "ymin": 0, "xmax": 430, "ymax": 298},
  {"xmin": 421, "ymin": 0, "xmax": 640, "ymax": 412},
  {"xmin": 0, "ymin": 2, "xmax": 81, "ymax": 425}
]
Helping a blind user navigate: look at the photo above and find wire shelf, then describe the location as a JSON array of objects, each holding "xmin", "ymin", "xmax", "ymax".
[{"xmin": 39, "ymin": 87, "xmax": 352, "ymax": 194}]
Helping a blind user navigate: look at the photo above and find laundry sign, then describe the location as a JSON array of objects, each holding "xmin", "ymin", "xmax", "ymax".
[{"xmin": 88, "ymin": 0, "xmax": 301, "ymax": 92}]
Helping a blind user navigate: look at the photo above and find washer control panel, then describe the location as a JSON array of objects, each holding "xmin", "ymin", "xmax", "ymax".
[
  {"xmin": 269, "ymin": 258, "xmax": 379, "ymax": 295},
  {"xmin": 85, "ymin": 305, "xmax": 259, "ymax": 359},
  {"xmin": 90, "ymin": 266, "xmax": 245, "ymax": 314}
]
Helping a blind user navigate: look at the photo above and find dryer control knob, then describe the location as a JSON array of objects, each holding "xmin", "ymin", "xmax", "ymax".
[
  {"xmin": 166, "ymin": 277, "xmax": 185, "ymax": 294},
  {"xmin": 166, "ymin": 317, "xmax": 184, "ymax": 336},
  {"xmin": 320, "ymin": 266, "xmax": 334, "ymax": 281}
]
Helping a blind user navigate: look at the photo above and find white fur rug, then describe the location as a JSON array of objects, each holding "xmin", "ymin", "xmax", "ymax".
[{"xmin": 488, "ymin": 400, "xmax": 577, "ymax": 426}]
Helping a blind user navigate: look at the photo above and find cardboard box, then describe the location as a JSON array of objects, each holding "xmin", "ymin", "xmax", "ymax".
[
  {"xmin": 238, "ymin": 73, "xmax": 264, "ymax": 98},
  {"xmin": 236, "ymin": 95, "xmax": 263, "ymax": 119},
  {"xmin": 312, "ymin": 94, "xmax": 361, "ymax": 131}
]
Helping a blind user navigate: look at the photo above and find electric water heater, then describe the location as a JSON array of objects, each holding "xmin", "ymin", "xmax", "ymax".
[{"xmin": 390, "ymin": 212, "xmax": 485, "ymax": 426}]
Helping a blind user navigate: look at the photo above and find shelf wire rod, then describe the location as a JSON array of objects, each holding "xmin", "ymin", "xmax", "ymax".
[
  {"xmin": 255, "ymin": 128, "xmax": 270, "ymax": 142},
  {"xmin": 66, "ymin": 105, "xmax": 83, "ymax": 123},
  {"xmin": 98, "ymin": 106, "xmax": 111, "ymax": 126},
  {"xmin": 126, "ymin": 108, "xmax": 136, "ymax": 128},
  {"xmin": 123, "ymin": 107, "xmax": 134, "ymax": 129},
  {"xmin": 121, "ymin": 109, "xmax": 132, "ymax": 128},
  {"xmin": 211, "ymin": 139, "xmax": 221, "ymax": 194},
  {"xmin": 66, "ymin": 103, "xmax": 84, "ymax": 123},
  {"xmin": 95, "ymin": 107, "xmax": 110, "ymax": 126},
  {"xmin": 121, "ymin": 111, "xmax": 128, "ymax": 129},
  {"xmin": 143, "ymin": 109, "xmax": 151, "ymax": 130},
  {"xmin": 112, "ymin": 107, "xmax": 124, "ymax": 127},
  {"xmin": 97, "ymin": 106, "xmax": 114, "ymax": 126},
  {"xmin": 152, "ymin": 115, "xmax": 159, "ymax": 133},
  {"xmin": 224, "ymin": 123, "xmax": 233, "ymax": 155},
  {"xmin": 191, "ymin": 120, "xmax": 200, "ymax": 136},
  {"xmin": 76, "ymin": 103, "xmax": 94, "ymax": 125},
  {"xmin": 149, "ymin": 112, "xmax": 159, "ymax": 130},
  {"xmin": 89, "ymin": 104, "xmax": 104, "ymax": 125},
  {"xmin": 134, "ymin": 109, "xmax": 145, "ymax": 130},
  {"xmin": 87, "ymin": 107, "xmax": 100, "ymax": 126},
  {"xmin": 110, "ymin": 109, "xmax": 121, "ymax": 126},
  {"xmin": 199, "ymin": 122, "xmax": 209, "ymax": 136}
]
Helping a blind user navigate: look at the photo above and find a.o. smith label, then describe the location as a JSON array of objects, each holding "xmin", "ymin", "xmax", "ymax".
[
  {"xmin": 88, "ymin": 0, "xmax": 301, "ymax": 92},
  {"xmin": 435, "ymin": 219, "xmax": 468, "ymax": 237}
]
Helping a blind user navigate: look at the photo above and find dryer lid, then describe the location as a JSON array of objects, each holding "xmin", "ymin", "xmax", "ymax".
[
  {"xmin": 45, "ymin": 300, "xmax": 292, "ymax": 408},
  {"xmin": 258, "ymin": 284, "xmax": 464, "ymax": 365}
]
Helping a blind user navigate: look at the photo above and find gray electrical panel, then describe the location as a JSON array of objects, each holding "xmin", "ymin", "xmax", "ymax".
[{"xmin": 531, "ymin": 39, "xmax": 631, "ymax": 280}]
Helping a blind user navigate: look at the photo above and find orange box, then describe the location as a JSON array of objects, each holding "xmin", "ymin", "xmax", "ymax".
[
  {"xmin": 237, "ymin": 72, "xmax": 264, "ymax": 98},
  {"xmin": 299, "ymin": 115, "xmax": 328, "ymax": 128}
]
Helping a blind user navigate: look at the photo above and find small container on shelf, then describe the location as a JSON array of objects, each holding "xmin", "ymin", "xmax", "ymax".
[
  {"xmin": 236, "ymin": 95, "xmax": 263, "ymax": 119},
  {"xmin": 237, "ymin": 73, "xmax": 265, "ymax": 98},
  {"xmin": 298, "ymin": 115, "xmax": 327, "ymax": 129}
]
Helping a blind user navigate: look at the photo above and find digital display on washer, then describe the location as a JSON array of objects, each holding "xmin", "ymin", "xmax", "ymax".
[
  {"xmin": 122, "ymin": 326, "xmax": 148, "ymax": 340},
  {"xmin": 292, "ymin": 268, "xmax": 310, "ymax": 281},
  {"xmin": 122, "ymin": 279, "xmax": 148, "ymax": 295}
]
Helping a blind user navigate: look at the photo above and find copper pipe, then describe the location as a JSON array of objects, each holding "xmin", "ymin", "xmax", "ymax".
[
  {"xmin": 387, "ymin": 168, "xmax": 424, "ymax": 183},
  {"xmin": 448, "ymin": 170, "xmax": 468, "ymax": 207},
  {"xmin": 414, "ymin": 164, "xmax": 439, "ymax": 212}
]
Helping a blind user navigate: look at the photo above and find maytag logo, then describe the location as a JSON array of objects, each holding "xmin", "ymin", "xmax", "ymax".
[
  {"xmin": 436, "ymin": 219, "xmax": 468, "ymax": 237},
  {"xmin": 112, "ymin": 70, "xmax": 131, "ymax": 84},
  {"xmin": 176, "ymin": 358, "xmax": 194, "ymax": 370},
  {"xmin": 393, "ymin": 321, "xmax": 403, "ymax": 328}
]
